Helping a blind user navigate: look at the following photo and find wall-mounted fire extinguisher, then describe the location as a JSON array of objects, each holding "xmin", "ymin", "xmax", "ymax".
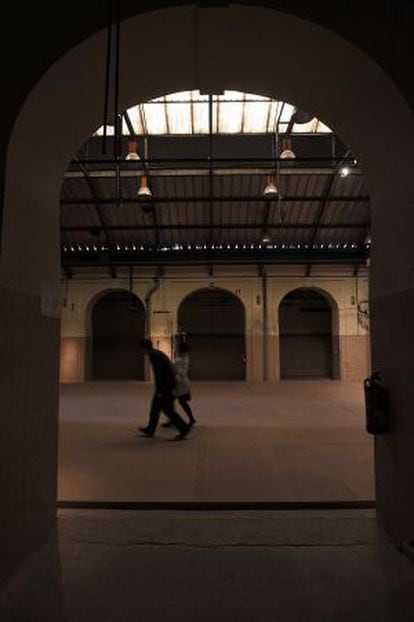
[{"xmin": 364, "ymin": 372, "xmax": 390, "ymax": 435}]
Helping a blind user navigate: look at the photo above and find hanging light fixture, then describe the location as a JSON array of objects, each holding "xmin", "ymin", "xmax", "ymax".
[
  {"xmin": 137, "ymin": 175, "xmax": 152, "ymax": 197},
  {"xmin": 280, "ymin": 137, "xmax": 296, "ymax": 159},
  {"xmin": 126, "ymin": 140, "xmax": 140, "ymax": 161},
  {"xmin": 263, "ymin": 175, "xmax": 278, "ymax": 197}
]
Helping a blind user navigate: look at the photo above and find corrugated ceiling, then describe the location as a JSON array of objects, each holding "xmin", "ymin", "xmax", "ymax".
[{"xmin": 61, "ymin": 91, "xmax": 369, "ymax": 266}]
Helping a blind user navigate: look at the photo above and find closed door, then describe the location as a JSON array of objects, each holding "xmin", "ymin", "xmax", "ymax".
[
  {"xmin": 92, "ymin": 291, "xmax": 145, "ymax": 379},
  {"xmin": 178, "ymin": 289, "xmax": 245, "ymax": 380},
  {"xmin": 279, "ymin": 289, "xmax": 333, "ymax": 379}
]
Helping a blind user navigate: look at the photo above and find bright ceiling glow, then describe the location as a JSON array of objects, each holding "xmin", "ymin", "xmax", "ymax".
[
  {"xmin": 218, "ymin": 90, "xmax": 243, "ymax": 133},
  {"xmin": 95, "ymin": 90, "xmax": 332, "ymax": 137}
]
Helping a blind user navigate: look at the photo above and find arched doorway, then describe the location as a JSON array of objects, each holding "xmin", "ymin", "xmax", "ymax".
[
  {"xmin": 91, "ymin": 290, "xmax": 145, "ymax": 379},
  {"xmin": 279, "ymin": 288, "xmax": 337, "ymax": 379},
  {"xmin": 178, "ymin": 288, "xmax": 246, "ymax": 380}
]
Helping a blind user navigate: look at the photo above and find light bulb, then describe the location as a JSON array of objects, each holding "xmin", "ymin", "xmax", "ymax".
[
  {"xmin": 280, "ymin": 148, "xmax": 296, "ymax": 159},
  {"xmin": 126, "ymin": 152, "xmax": 140, "ymax": 161}
]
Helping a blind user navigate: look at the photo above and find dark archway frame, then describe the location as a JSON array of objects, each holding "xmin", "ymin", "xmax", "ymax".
[{"xmin": 1, "ymin": 5, "xmax": 413, "ymax": 585}]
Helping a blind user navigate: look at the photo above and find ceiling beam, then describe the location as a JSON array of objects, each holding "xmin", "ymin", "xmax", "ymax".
[
  {"xmin": 61, "ymin": 248, "xmax": 369, "ymax": 269},
  {"xmin": 305, "ymin": 150, "xmax": 352, "ymax": 276},
  {"xmin": 72, "ymin": 156, "xmax": 357, "ymax": 166},
  {"xmin": 61, "ymin": 222, "xmax": 368, "ymax": 232},
  {"xmin": 64, "ymin": 167, "xmax": 363, "ymax": 178},
  {"xmin": 73, "ymin": 158, "xmax": 111, "ymax": 246},
  {"xmin": 61, "ymin": 195, "xmax": 369, "ymax": 206}
]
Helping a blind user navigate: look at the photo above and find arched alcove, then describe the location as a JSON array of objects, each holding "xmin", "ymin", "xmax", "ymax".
[
  {"xmin": 279, "ymin": 288, "xmax": 339, "ymax": 379},
  {"xmin": 178, "ymin": 288, "xmax": 246, "ymax": 380},
  {"xmin": 90, "ymin": 290, "xmax": 145, "ymax": 379}
]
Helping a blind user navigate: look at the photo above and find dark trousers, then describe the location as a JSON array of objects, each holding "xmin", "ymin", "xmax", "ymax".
[
  {"xmin": 148, "ymin": 393, "xmax": 188, "ymax": 434},
  {"xmin": 178, "ymin": 394, "xmax": 195, "ymax": 424}
]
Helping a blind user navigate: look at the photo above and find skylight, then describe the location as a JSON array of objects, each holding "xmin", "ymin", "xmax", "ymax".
[{"xmin": 96, "ymin": 90, "xmax": 331, "ymax": 137}]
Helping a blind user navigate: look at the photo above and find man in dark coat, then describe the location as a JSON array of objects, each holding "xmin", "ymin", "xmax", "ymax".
[{"xmin": 138, "ymin": 339, "xmax": 190, "ymax": 440}]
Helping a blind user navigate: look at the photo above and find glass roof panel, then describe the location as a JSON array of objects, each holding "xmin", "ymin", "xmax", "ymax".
[
  {"xmin": 193, "ymin": 99, "xmax": 210, "ymax": 133},
  {"xmin": 218, "ymin": 91, "xmax": 244, "ymax": 133},
  {"xmin": 164, "ymin": 91, "xmax": 192, "ymax": 134},
  {"xmin": 242, "ymin": 100, "xmax": 271, "ymax": 133},
  {"xmin": 280, "ymin": 102, "xmax": 295, "ymax": 123},
  {"xmin": 315, "ymin": 119, "xmax": 331, "ymax": 133},
  {"xmin": 126, "ymin": 105, "xmax": 144, "ymax": 134},
  {"xmin": 243, "ymin": 91, "xmax": 269, "ymax": 101},
  {"xmin": 95, "ymin": 124, "xmax": 115, "ymax": 136},
  {"xmin": 143, "ymin": 100, "xmax": 167, "ymax": 134},
  {"xmin": 94, "ymin": 90, "xmax": 332, "ymax": 136},
  {"xmin": 265, "ymin": 101, "xmax": 280, "ymax": 132}
]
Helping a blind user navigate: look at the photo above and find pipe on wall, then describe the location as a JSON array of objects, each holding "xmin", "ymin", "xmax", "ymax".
[
  {"xmin": 144, "ymin": 276, "xmax": 161, "ymax": 338},
  {"xmin": 262, "ymin": 267, "xmax": 268, "ymax": 381}
]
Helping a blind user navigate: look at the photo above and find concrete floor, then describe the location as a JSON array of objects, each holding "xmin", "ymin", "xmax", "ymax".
[
  {"xmin": 59, "ymin": 381, "xmax": 374, "ymax": 502},
  {"xmin": 1, "ymin": 509, "xmax": 414, "ymax": 621}
]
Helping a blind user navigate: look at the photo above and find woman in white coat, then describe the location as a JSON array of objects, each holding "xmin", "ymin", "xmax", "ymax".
[{"xmin": 172, "ymin": 341, "xmax": 196, "ymax": 426}]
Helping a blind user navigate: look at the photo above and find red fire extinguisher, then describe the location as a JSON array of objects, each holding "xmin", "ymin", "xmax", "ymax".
[{"xmin": 364, "ymin": 372, "xmax": 389, "ymax": 435}]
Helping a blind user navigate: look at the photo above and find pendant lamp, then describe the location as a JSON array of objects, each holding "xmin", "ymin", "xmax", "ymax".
[
  {"xmin": 137, "ymin": 175, "xmax": 152, "ymax": 197},
  {"xmin": 126, "ymin": 140, "xmax": 140, "ymax": 161},
  {"xmin": 263, "ymin": 175, "xmax": 278, "ymax": 197}
]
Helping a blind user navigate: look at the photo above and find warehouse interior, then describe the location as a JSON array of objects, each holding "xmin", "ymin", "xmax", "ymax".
[
  {"xmin": 1, "ymin": 3, "xmax": 414, "ymax": 620},
  {"xmin": 59, "ymin": 89, "xmax": 370, "ymax": 384},
  {"xmin": 58, "ymin": 87, "xmax": 372, "ymax": 504}
]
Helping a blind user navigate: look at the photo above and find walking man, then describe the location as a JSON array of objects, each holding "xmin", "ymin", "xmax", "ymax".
[{"xmin": 138, "ymin": 339, "xmax": 190, "ymax": 440}]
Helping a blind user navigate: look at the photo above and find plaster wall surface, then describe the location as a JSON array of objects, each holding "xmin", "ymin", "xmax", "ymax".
[{"xmin": 60, "ymin": 269, "xmax": 370, "ymax": 383}]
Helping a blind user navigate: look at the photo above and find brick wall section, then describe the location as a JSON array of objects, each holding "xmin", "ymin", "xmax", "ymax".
[
  {"xmin": 340, "ymin": 335, "xmax": 371, "ymax": 382},
  {"xmin": 59, "ymin": 337, "xmax": 85, "ymax": 382}
]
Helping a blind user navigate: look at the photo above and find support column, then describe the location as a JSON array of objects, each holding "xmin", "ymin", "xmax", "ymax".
[
  {"xmin": 266, "ymin": 278, "xmax": 280, "ymax": 382},
  {"xmin": 59, "ymin": 285, "xmax": 87, "ymax": 383},
  {"xmin": 339, "ymin": 306, "xmax": 371, "ymax": 382},
  {"xmin": 246, "ymin": 282, "xmax": 264, "ymax": 383},
  {"xmin": 262, "ymin": 268, "xmax": 268, "ymax": 381}
]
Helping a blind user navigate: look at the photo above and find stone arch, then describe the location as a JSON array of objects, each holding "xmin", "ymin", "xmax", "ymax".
[
  {"xmin": 1, "ymin": 3, "xmax": 413, "ymax": 551},
  {"xmin": 177, "ymin": 287, "xmax": 246, "ymax": 380},
  {"xmin": 278, "ymin": 286, "xmax": 340, "ymax": 380}
]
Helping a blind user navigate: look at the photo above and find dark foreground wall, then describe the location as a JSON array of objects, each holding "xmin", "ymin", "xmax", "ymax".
[{"xmin": 0, "ymin": 286, "xmax": 59, "ymax": 585}]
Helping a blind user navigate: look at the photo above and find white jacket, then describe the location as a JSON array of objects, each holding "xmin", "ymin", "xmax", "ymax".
[{"xmin": 173, "ymin": 354, "xmax": 191, "ymax": 396}]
